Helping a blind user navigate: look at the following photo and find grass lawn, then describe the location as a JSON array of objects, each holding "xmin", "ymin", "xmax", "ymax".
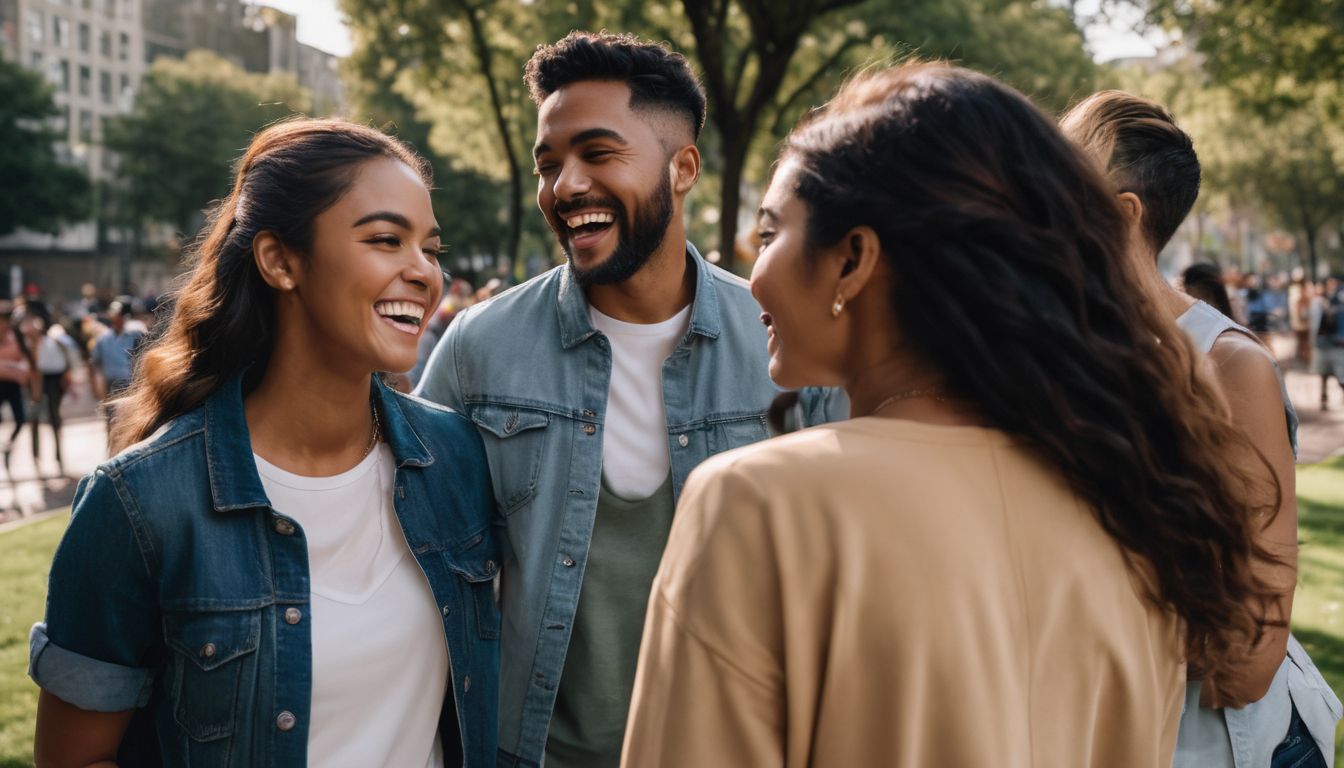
[{"xmin": 1, "ymin": 458, "xmax": 1343, "ymax": 766}]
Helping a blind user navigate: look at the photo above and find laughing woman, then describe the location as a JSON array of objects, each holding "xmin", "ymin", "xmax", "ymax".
[{"xmin": 29, "ymin": 119, "xmax": 499, "ymax": 767}]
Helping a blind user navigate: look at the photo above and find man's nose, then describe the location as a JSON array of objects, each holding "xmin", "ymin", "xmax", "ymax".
[{"xmin": 553, "ymin": 162, "xmax": 591, "ymax": 201}]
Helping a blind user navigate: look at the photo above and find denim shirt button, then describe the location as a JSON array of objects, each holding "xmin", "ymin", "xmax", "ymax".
[
  {"xmin": 582, "ymin": 424, "xmax": 596, "ymax": 436},
  {"xmin": 273, "ymin": 519, "xmax": 295, "ymax": 536},
  {"xmin": 562, "ymin": 556, "xmax": 575, "ymax": 567},
  {"xmin": 677, "ymin": 434, "xmax": 689, "ymax": 448},
  {"xmin": 276, "ymin": 711, "xmax": 297, "ymax": 731},
  {"xmin": 284, "ymin": 608, "xmax": 302, "ymax": 625},
  {"xmin": 200, "ymin": 642, "xmax": 216, "ymax": 658}
]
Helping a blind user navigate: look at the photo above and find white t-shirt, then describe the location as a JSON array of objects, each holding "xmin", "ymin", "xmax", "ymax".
[
  {"xmin": 254, "ymin": 444, "xmax": 448, "ymax": 768},
  {"xmin": 588, "ymin": 304, "xmax": 691, "ymax": 498}
]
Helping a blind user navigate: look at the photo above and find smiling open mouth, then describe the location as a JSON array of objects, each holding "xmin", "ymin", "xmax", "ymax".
[
  {"xmin": 374, "ymin": 300, "xmax": 425, "ymax": 333},
  {"xmin": 562, "ymin": 211, "xmax": 615, "ymax": 249}
]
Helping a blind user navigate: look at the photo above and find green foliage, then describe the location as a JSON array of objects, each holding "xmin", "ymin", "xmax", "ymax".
[
  {"xmin": 0, "ymin": 59, "xmax": 91, "ymax": 237},
  {"xmin": 102, "ymin": 51, "xmax": 310, "ymax": 235}
]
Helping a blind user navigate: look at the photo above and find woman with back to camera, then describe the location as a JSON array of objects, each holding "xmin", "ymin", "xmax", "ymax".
[
  {"xmin": 622, "ymin": 62, "xmax": 1282, "ymax": 767},
  {"xmin": 30, "ymin": 118, "xmax": 500, "ymax": 767}
]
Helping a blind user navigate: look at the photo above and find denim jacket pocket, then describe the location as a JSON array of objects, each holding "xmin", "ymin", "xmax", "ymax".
[
  {"xmin": 709, "ymin": 414, "xmax": 770, "ymax": 454},
  {"xmin": 447, "ymin": 530, "xmax": 502, "ymax": 641},
  {"xmin": 468, "ymin": 403, "xmax": 550, "ymax": 517},
  {"xmin": 163, "ymin": 610, "xmax": 261, "ymax": 743}
]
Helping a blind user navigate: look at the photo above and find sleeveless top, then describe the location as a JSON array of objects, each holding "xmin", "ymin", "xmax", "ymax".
[{"xmin": 1173, "ymin": 301, "xmax": 1342, "ymax": 768}]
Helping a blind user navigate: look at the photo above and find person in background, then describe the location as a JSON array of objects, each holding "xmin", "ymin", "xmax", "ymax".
[
  {"xmin": 89, "ymin": 300, "xmax": 145, "ymax": 440},
  {"xmin": 1289, "ymin": 267, "xmax": 1313, "ymax": 366},
  {"xmin": 1314, "ymin": 276, "xmax": 1344, "ymax": 411},
  {"xmin": 417, "ymin": 31, "xmax": 841, "ymax": 767},
  {"xmin": 624, "ymin": 62, "xmax": 1277, "ymax": 767},
  {"xmin": 1183, "ymin": 262, "xmax": 1234, "ymax": 318},
  {"xmin": 1062, "ymin": 89, "xmax": 1338, "ymax": 768},
  {"xmin": 22, "ymin": 314, "xmax": 82, "ymax": 477},
  {"xmin": 31, "ymin": 118, "xmax": 500, "ymax": 767},
  {"xmin": 0, "ymin": 304, "xmax": 31, "ymax": 474}
]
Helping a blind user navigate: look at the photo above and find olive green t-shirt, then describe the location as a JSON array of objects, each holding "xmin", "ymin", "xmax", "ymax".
[{"xmin": 545, "ymin": 473, "xmax": 676, "ymax": 768}]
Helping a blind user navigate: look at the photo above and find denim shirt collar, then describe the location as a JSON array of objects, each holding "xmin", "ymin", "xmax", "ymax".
[
  {"xmin": 204, "ymin": 373, "xmax": 433, "ymax": 513},
  {"xmin": 555, "ymin": 240, "xmax": 723, "ymax": 350}
]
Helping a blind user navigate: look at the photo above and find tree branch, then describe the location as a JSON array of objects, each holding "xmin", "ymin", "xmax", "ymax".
[{"xmin": 769, "ymin": 36, "xmax": 860, "ymax": 136}]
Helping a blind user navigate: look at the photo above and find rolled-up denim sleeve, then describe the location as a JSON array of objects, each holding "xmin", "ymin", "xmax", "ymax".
[{"xmin": 29, "ymin": 470, "xmax": 160, "ymax": 711}]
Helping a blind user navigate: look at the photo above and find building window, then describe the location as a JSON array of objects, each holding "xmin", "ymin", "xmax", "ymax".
[
  {"xmin": 118, "ymin": 73, "xmax": 132, "ymax": 111},
  {"xmin": 100, "ymin": 71, "xmax": 112, "ymax": 103},
  {"xmin": 30, "ymin": 52, "xmax": 43, "ymax": 70},
  {"xmin": 100, "ymin": 30, "xmax": 111, "ymax": 57},
  {"xmin": 53, "ymin": 16, "xmax": 69, "ymax": 48},
  {"xmin": 26, "ymin": 10, "xmax": 44, "ymax": 44},
  {"xmin": 79, "ymin": 22, "xmax": 90, "ymax": 52},
  {"xmin": 79, "ymin": 110, "xmax": 93, "ymax": 143},
  {"xmin": 118, "ymin": 31, "xmax": 129, "ymax": 61},
  {"xmin": 79, "ymin": 65, "xmax": 90, "ymax": 97},
  {"xmin": 51, "ymin": 58, "xmax": 69, "ymax": 92}
]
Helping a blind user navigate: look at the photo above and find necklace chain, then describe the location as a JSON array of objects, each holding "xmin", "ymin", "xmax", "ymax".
[
  {"xmin": 870, "ymin": 386, "xmax": 947, "ymax": 416},
  {"xmin": 362, "ymin": 399, "xmax": 381, "ymax": 458}
]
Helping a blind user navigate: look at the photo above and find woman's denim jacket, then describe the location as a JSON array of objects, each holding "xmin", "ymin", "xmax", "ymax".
[{"xmin": 29, "ymin": 375, "xmax": 500, "ymax": 767}]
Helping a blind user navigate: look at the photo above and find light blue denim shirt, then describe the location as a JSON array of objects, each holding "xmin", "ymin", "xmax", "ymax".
[
  {"xmin": 416, "ymin": 243, "xmax": 844, "ymax": 766},
  {"xmin": 1174, "ymin": 301, "xmax": 1343, "ymax": 767}
]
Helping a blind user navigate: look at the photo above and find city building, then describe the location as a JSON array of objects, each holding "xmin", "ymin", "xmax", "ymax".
[{"xmin": 0, "ymin": 0, "xmax": 344, "ymax": 303}]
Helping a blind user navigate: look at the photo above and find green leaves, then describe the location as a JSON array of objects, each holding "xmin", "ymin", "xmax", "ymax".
[
  {"xmin": 0, "ymin": 58, "xmax": 91, "ymax": 236},
  {"xmin": 102, "ymin": 50, "xmax": 310, "ymax": 236}
]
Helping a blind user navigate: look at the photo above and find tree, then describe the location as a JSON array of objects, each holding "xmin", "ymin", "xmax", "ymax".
[
  {"xmin": 103, "ymin": 51, "xmax": 310, "ymax": 238},
  {"xmin": 0, "ymin": 56, "xmax": 91, "ymax": 236}
]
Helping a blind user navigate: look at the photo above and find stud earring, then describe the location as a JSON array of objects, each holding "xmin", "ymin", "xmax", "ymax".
[{"xmin": 831, "ymin": 294, "xmax": 845, "ymax": 317}]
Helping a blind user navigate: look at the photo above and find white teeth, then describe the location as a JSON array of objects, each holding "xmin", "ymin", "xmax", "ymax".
[
  {"xmin": 374, "ymin": 301, "xmax": 424, "ymax": 322},
  {"xmin": 565, "ymin": 212, "xmax": 615, "ymax": 229}
]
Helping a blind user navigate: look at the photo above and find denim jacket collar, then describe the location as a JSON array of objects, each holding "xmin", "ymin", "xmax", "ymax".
[
  {"xmin": 555, "ymin": 240, "xmax": 723, "ymax": 350},
  {"xmin": 204, "ymin": 373, "xmax": 433, "ymax": 513}
]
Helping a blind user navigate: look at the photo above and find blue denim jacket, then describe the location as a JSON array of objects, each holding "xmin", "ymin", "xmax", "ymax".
[
  {"xmin": 416, "ymin": 243, "xmax": 844, "ymax": 766},
  {"xmin": 29, "ymin": 374, "xmax": 501, "ymax": 767}
]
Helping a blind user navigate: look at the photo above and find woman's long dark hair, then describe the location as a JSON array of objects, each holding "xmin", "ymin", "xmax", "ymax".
[
  {"xmin": 782, "ymin": 63, "xmax": 1279, "ymax": 698},
  {"xmin": 109, "ymin": 118, "xmax": 430, "ymax": 453}
]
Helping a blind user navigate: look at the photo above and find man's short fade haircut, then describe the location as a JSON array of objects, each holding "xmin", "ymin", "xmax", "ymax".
[
  {"xmin": 1060, "ymin": 90, "xmax": 1201, "ymax": 254},
  {"xmin": 524, "ymin": 31, "xmax": 707, "ymax": 142}
]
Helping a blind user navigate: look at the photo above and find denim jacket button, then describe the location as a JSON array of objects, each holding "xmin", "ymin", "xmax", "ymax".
[
  {"xmin": 274, "ymin": 519, "xmax": 295, "ymax": 536},
  {"xmin": 677, "ymin": 434, "xmax": 689, "ymax": 447},
  {"xmin": 463, "ymin": 675, "xmax": 472, "ymax": 693},
  {"xmin": 485, "ymin": 560, "xmax": 497, "ymax": 575},
  {"xmin": 562, "ymin": 556, "xmax": 575, "ymax": 567},
  {"xmin": 442, "ymin": 605, "xmax": 451, "ymax": 617},
  {"xmin": 582, "ymin": 409, "xmax": 595, "ymax": 418},
  {"xmin": 200, "ymin": 642, "xmax": 216, "ymax": 658},
  {"xmin": 276, "ymin": 711, "xmax": 297, "ymax": 731},
  {"xmin": 284, "ymin": 608, "xmax": 302, "ymax": 625},
  {"xmin": 582, "ymin": 424, "xmax": 596, "ymax": 436}
]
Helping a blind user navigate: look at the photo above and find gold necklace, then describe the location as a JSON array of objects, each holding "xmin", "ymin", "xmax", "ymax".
[
  {"xmin": 362, "ymin": 400, "xmax": 382, "ymax": 458},
  {"xmin": 870, "ymin": 386, "xmax": 947, "ymax": 416}
]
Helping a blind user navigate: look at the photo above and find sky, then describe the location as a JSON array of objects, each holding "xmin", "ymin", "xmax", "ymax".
[{"xmin": 249, "ymin": 0, "xmax": 1161, "ymax": 63}]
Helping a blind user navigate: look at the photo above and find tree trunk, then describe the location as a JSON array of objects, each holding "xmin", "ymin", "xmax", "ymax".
[
  {"xmin": 717, "ymin": 134, "xmax": 750, "ymax": 273},
  {"xmin": 458, "ymin": 0, "xmax": 522, "ymax": 271}
]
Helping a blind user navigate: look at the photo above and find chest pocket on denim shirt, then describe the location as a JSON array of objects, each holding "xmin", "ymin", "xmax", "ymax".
[
  {"xmin": 469, "ymin": 404, "xmax": 550, "ymax": 516},
  {"xmin": 709, "ymin": 414, "xmax": 769, "ymax": 455},
  {"xmin": 163, "ymin": 609, "xmax": 260, "ymax": 743}
]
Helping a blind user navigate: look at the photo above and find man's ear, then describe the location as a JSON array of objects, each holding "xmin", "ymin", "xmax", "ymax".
[
  {"xmin": 253, "ymin": 232, "xmax": 301, "ymax": 292},
  {"xmin": 833, "ymin": 226, "xmax": 883, "ymax": 303},
  {"xmin": 1117, "ymin": 191, "xmax": 1144, "ymax": 226},
  {"xmin": 669, "ymin": 144, "xmax": 700, "ymax": 195}
]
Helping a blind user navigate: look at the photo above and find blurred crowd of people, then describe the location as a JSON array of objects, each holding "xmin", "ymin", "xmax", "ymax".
[
  {"xmin": 0, "ymin": 283, "xmax": 151, "ymax": 477},
  {"xmin": 1180, "ymin": 263, "xmax": 1344, "ymax": 410}
]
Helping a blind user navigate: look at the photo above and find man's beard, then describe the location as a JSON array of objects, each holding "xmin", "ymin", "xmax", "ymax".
[{"xmin": 559, "ymin": 172, "xmax": 674, "ymax": 288}]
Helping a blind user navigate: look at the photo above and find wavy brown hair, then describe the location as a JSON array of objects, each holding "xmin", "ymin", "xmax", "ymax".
[
  {"xmin": 781, "ymin": 62, "xmax": 1279, "ymax": 699},
  {"xmin": 109, "ymin": 118, "xmax": 430, "ymax": 453}
]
